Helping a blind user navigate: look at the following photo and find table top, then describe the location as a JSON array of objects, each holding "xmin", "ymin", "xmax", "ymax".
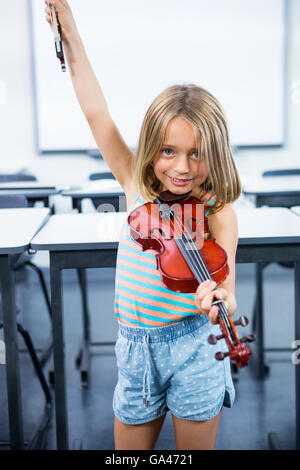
[
  {"xmin": 0, "ymin": 189, "xmax": 60, "ymax": 197},
  {"xmin": 237, "ymin": 207, "xmax": 300, "ymax": 244},
  {"xmin": 243, "ymin": 176, "xmax": 300, "ymax": 195},
  {"xmin": 0, "ymin": 181, "xmax": 60, "ymax": 197},
  {"xmin": 30, "ymin": 207, "xmax": 300, "ymax": 252},
  {"xmin": 0, "ymin": 208, "xmax": 50, "ymax": 254},
  {"xmin": 0, "ymin": 182, "xmax": 57, "ymax": 190},
  {"xmin": 31, "ymin": 212, "xmax": 127, "ymax": 250},
  {"xmin": 61, "ymin": 179, "xmax": 123, "ymax": 198}
]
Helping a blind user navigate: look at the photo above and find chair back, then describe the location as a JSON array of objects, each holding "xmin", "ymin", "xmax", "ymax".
[
  {"xmin": 263, "ymin": 169, "xmax": 300, "ymax": 177},
  {"xmin": 89, "ymin": 172, "xmax": 115, "ymax": 181},
  {"xmin": 0, "ymin": 195, "xmax": 28, "ymax": 209}
]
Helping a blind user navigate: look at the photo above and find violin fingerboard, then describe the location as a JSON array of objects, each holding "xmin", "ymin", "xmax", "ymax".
[{"xmin": 175, "ymin": 236, "xmax": 212, "ymax": 284}]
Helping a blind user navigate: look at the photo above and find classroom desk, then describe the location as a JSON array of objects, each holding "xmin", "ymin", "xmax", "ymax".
[
  {"xmin": 0, "ymin": 208, "xmax": 50, "ymax": 449},
  {"xmin": 30, "ymin": 207, "xmax": 300, "ymax": 450},
  {"xmin": 61, "ymin": 180, "xmax": 125, "ymax": 385},
  {"xmin": 0, "ymin": 182, "xmax": 60, "ymax": 209},
  {"xmin": 243, "ymin": 176, "xmax": 300, "ymax": 208},
  {"xmin": 243, "ymin": 177, "xmax": 300, "ymax": 378},
  {"xmin": 61, "ymin": 179, "xmax": 124, "ymax": 212}
]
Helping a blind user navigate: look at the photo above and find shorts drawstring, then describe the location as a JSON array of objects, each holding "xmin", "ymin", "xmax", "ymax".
[{"xmin": 142, "ymin": 334, "xmax": 151, "ymax": 407}]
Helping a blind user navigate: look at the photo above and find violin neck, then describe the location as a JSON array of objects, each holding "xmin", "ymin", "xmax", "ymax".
[
  {"xmin": 175, "ymin": 235, "xmax": 236, "ymax": 341},
  {"xmin": 175, "ymin": 235, "xmax": 212, "ymax": 284}
]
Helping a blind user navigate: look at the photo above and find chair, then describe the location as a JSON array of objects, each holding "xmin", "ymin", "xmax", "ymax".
[
  {"xmin": 89, "ymin": 171, "xmax": 115, "ymax": 181},
  {"xmin": 0, "ymin": 173, "xmax": 54, "ymax": 210},
  {"xmin": 0, "ymin": 195, "xmax": 52, "ymax": 449},
  {"xmin": 0, "ymin": 174, "xmax": 36, "ymax": 206},
  {"xmin": 0, "ymin": 194, "xmax": 52, "ymax": 365},
  {"xmin": 86, "ymin": 149, "xmax": 101, "ymax": 159},
  {"xmin": 0, "ymin": 174, "xmax": 36, "ymax": 182},
  {"xmin": 88, "ymin": 171, "xmax": 120, "ymax": 212},
  {"xmin": 262, "ymin": 168, "xmax": 300, "ymax": 177},
  {"xmin": 0, "ymin": 176, "xmax": 52, "ymax": 322},
  {"xmin": 252, "ymin": 168, "xmax": 300, "ymax": 377}
]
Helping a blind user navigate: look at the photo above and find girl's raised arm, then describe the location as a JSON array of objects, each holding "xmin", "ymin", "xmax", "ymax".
[{"xmin": 45, "ymin": 0, "xmax": 135, "ymax": 191}]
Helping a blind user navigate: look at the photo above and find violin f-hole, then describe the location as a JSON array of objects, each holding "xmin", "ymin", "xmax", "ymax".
[{"xmin": 150, "ymin": 227, "xmax": 173, "ymax": 241}]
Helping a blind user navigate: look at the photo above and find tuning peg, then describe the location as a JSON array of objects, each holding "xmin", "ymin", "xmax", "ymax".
[
  {"xmin": 234, "ymin": 316, "xmax": 249, "ymax": 327},
  {"xmin": 208, "ymin": 333, "xmax": 225, "ymax": 345},
  {"xmin": 240, "ymin": 334, "xmax": 256, "ymax": 344},
  {"xmin": 215, "ymin": 351, "xmax": 230, "ymax": 361}
]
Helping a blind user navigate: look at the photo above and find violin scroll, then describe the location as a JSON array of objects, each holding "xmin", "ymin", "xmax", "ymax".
[{"xmin": 208, "ymin": 315, "xmax": 256, "ymax": 368}]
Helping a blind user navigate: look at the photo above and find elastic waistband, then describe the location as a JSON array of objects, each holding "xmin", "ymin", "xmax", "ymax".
[{"xmin": 118, "ymin": 315, "xmax": 208, "ymax": 343}]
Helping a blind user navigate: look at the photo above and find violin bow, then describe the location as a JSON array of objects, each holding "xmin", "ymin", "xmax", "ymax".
[{"xmin": 50, "ymin": 5, "xmax": 66, "ymax": 72}]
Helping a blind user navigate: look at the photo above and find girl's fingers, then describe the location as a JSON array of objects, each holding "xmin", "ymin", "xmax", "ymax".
[
  {"xmin": 196, "ymin": 288, "xmax": 214, "ymax": 304},
  {"xmin": 195, "ymin": 281, "xmax": 230, "ymax": 324},
  {"xmin": 196, "ymin": 280, "xmax": 216, "ymax": 301},
  {"xmin": 213, "ymin": 287, "xmax": 227, "ymax": 300},
  {"xmin": 208, "ymin": 306, "xmax": 219, "ymax": 324},
  {"xmin": 201, "ymin": 291, "xmax": 216, "ymax": 311},
  {"xmin": 197, "ymin": 279, "xmax": 214, "ymax": 290}
]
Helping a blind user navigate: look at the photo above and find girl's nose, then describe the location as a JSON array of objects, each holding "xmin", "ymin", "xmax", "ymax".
[{"xmin": 173, "ymin": 155, "xmax": 190, "ymax": 174}]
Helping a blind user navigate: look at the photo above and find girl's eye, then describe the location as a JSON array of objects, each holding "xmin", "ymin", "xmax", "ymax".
[
  {"xmin": 161, "ymin": 148, "xmax": 174, "ymax": 156},
  {"xmin": 191, "ymin": 151, "xmax": 200, "ymax": 159}
]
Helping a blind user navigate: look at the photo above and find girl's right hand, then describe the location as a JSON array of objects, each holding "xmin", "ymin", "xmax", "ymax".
[{"xmin": 44, "ymin": 0, "xmax": 78, "ymax": 41}]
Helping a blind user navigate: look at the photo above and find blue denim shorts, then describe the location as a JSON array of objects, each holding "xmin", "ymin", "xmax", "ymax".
[{"xmin": 113, "ymin": 315, "xmax": 235, "ymax": 425}]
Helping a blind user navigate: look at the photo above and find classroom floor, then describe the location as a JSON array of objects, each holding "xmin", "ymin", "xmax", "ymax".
[{"xmin": 0, "ymin": 257, "xmax": 296, "ymax": 450}]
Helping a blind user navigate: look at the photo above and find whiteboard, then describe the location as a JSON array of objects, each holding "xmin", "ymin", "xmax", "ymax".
[{"xmin": 30, "ymin": 0, "xmax": 286, "ymax": 152}]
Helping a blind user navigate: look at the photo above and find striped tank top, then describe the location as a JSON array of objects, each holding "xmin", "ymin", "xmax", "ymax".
[{"xmin": 114, "ymin": 191, "xmax": 216, "ymax": 328}]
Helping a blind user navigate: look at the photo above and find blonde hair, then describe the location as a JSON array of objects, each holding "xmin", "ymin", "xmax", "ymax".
[{"xmin": 134, "ymin": 84, "xmax": 241, "ymax": 214}]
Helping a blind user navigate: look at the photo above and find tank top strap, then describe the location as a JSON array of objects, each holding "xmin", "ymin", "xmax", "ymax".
[
  {"xmin": 127, "ymin": 191, "xmax": 141, "ymax": 213},
  {"xmin": 202, "ymin": 192, "xmax": 216, "ymax": 216}
]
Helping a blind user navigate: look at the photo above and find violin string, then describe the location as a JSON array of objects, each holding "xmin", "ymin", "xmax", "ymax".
[
  {"xmin": 155, "ymin": 203, "xmax": 238, "ymax": 345},
  {"xmin": 168, "ymin": 208, "xmax": 234, "ymax": 338},
  {"xmin": 170, "ymin": 210, "xmax": 213, "ymax": 282},
  {"xmin": 174, "ymin": 212, "xmax": 238, "ymax": 342},
  {"xmin": 157, "ymin": 203, "xmax": 226, "ymax": 310},
  {"xmin": 172, "ymin": 216, "xmax": 235, "ymax": 340}
]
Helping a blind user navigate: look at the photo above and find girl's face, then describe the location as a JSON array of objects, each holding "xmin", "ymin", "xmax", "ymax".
[{"xmin": 152, "ymin": 116, "xmax": 208, "ymax": 198}]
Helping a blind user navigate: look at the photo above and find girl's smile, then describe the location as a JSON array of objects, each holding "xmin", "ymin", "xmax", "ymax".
[
  {"xmin": 153, "ymin": 116, "xmax": 208, "ymax": 197},
  {"xmin": 168, "ymin": 176, "xmax": 194, "ymax": 186}
]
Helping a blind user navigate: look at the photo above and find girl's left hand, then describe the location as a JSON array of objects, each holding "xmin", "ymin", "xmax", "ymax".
[{"xmin": 195, "ymin": 280, "xmax": 230, "ymax": 324}]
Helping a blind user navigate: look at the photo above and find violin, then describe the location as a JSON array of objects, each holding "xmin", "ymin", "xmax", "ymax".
[{"xmin": 127, "ymin": 190, "xmax": 255, "ymax": 368}]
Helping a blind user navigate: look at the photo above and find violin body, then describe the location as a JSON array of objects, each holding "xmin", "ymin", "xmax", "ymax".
[
  {"xmin": 128, "ymin": 198, "xmax": 229, "ymax": 293},
  {"xmin": 127, "ymin": 191, "xmax": 255, "ymax": 368}
]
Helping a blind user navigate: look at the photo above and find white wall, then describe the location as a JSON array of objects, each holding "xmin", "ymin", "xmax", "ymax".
[
  {"xmin": 236, "ymin": 0, "xmax": 300, "ymax": 178},
  {"xmin": 0, "ymin": 0, "xmax": 299, "ymax": 186}
]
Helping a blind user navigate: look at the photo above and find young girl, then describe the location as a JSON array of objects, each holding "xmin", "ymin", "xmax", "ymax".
[{"xmin": 45, "ymin": 0, "xmax": 242, "ymax": 450}]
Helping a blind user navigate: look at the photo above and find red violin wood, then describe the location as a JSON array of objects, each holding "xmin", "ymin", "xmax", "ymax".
[
  {"xmin": 128, "ymin": 196, "xmax": 229, "ymax": 293},
  {"xmin": 127, "ymin": 190, "xmax": 255, "ymax": 368}
]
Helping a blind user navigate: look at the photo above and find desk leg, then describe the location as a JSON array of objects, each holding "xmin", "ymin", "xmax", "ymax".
[
  {"xmin": 0, "ymin": 255, "xmax": 24, "ymax": 449},
  {"xmin": 76, "ymin": 268, "xmax": 90, "ymax": 387},
  {"xmin": 295, "ymin": 261, "xmax": 300, "ymax": 450},
  {"xmin": 255, "ymin": 262, "xmax": 266, "ymax": 379},
  {"xmin": 50, "ymin": 254, "xmax": 69, "ymax": 450}
]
